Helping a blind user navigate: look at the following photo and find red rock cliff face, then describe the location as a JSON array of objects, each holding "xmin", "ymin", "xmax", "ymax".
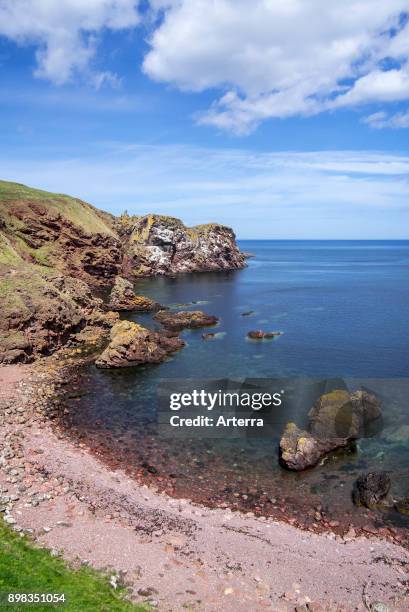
[
  {"xmin": 5, "ymin": 200, "xmax": 122, "ymax": 285},
  {"xmin": 0, "ymin": 180, "xmax": 246, "ymax": 363}
]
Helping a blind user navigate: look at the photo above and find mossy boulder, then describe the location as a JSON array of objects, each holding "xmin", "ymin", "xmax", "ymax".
[
  {"xmin": 95, "ymin": 320, "xmax": 185, "ymax": 369},
  {"xmin": 308, "ymin": 389, "xmax": 381, "ymax": 440}
]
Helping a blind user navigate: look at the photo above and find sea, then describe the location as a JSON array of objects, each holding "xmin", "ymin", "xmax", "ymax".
[{"xmin": 57, "ymin": 241, "xmax": 409, "ymax": 530}]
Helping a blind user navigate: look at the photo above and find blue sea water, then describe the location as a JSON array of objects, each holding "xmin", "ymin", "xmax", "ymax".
[
  {"xmin": 134, "ymin": 239, "xmax": 409, "ymax": 379},
  {"xmin": 61, "ymin": 241, "xmax": 409, "ymax": 528}
]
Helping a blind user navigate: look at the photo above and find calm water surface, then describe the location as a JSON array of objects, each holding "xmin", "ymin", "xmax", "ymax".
[{"xmin": 59, "ymin": 241, "xmax": 409, "ymax": 530}]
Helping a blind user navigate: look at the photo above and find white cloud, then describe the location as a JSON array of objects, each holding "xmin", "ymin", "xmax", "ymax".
[
  {"xmin": 144, "ymin": 0, "xmax": 409, "ymax": 133},
  {"xmin": 0, "ymin": 0, "xmax": 140, "ymax": 84},
  {"xmin": 364, "ymin": 109, "xmax": 409, "ymax": 128},
  {"xmin": 1, "ymin": 144, "xmax": 409, "ymax": 238}
]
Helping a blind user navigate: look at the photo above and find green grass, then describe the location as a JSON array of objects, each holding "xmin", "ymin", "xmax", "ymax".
[
  {"xmin": 0, "ymin": 520, "xmax": 146, "ymax": 612},
  {"xmin": 0, "ymin": 180, "xmax": 116, "ymax": 237},
  {"xmin": 0, "ymin": 233, "xmax": 23, "ymax": 266}
]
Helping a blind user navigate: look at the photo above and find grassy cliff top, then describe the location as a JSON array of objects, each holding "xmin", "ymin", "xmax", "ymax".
[{"xmin": 0, "ymin": 180, "xmax": 116, "ymax": 237}]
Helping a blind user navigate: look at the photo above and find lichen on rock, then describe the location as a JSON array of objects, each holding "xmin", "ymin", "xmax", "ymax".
[
  {"xmin": 95, "ymin": 320, "xmax": 185, "ymax": 369},
  {"xmin": 122, "ymin": 214, "xmax": 246, "ymax": 277},
  {"xmin": 154, "ymin": 309, "xmax": 219, "ymax": 331},
  {"xmin": 279, "ymin": 389, "xmax": 382, "ymax": 471},
  {"xmin": 108, "ymin": 276, "xmax": 160, "ymax": 312}
]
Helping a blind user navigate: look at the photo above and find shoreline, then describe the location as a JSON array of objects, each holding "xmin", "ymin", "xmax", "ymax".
[{"xmin": 1, "ymin": 362, "xmax": 409, "ymax": 610}]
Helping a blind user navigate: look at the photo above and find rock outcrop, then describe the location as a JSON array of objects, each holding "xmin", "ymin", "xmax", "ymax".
[
  {"xmin": 154, "ymin": 310, "xmax": 219, "ymax": 331},
  {"xmin": 95, "ymin": 321, "xmax": 184, "ymax": 368},
  {"xmin": 108, "ymin": 276, "xmax": 160, "ymax": 312},
  {"xmin": 0, "ymin": 180, "xmax": 245, "ymax": 363},
  {"xmin": 279, "ymin": 389, "xmax": 382, "ymax": 471},
  {"xmin": 121, "ymin": 214, "xmax": 246, "ymax": 277},
  {"xmin": 352, "ymin": 472, "xmax": 391, "ymax": 508},
  {"xmin": 0, "ymin": 265, "xmax": 117, "ymax": 364},
  {"xmin": 247, "ymin": 330, "xmax": 283, "ymax": 339}
]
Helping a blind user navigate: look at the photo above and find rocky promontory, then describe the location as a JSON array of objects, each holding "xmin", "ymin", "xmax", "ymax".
[
  {"xmin": 120, "ymin": 213, "xmax": 246, "ymax": 277},
  {"xmin": 0, "ymin": 180, "xmax": 245, "ymax": 363}
]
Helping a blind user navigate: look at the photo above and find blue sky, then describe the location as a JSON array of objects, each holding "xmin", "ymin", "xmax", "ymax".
[{"xmin": 1, "ymin": 0, "xmax": 409, "ymax": 238}]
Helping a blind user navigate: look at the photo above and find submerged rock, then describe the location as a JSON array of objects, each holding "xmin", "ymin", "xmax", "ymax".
[
  {"xmin": 395, "ymin": 498, "xmax": 409, "ymax": 516},
  {"xmin": 154, "ymin": 310, "xmax": 219, "ymax": 331},
  {"xmin": 108, "ymin": 276, "xmax": 160, "ymax": 312},
  {"xmin": 279, "ymin": 422, "xmax": 351, "ymax": 471},
  {"xmin": 95, "ymin": 320, "xmax": 184, "ymax": 368},
  {"xmin": 280, "ymin": 389, "xmax": 382, "ymax": 471},
  {"xmin": 352, "ymin": 472, "xmax": 391, "ymax": 508}
]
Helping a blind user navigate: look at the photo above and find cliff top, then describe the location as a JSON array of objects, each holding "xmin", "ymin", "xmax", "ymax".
[{"xmin": 0, "ymin": 180, "xmax": 116, "ymax": 238}]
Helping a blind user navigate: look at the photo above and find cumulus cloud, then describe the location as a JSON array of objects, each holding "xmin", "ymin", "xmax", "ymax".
[
  {"xmin": 2, "ymin": 1, "xmax": 409, "ymax": 133},
  {"xmin": 144, "ymin": 0, "xmax": 409, "ymax": 133},
  {"xmin": 0, "ymin": 0, "xmax": 140, "ymax": 84}
]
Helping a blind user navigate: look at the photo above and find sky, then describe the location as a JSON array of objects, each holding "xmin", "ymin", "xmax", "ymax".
[{"xmin": 0, "ymin": 0, "xmax": 409, "ymax": 238}]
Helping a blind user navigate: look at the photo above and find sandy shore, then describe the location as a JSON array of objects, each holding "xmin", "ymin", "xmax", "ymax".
[{"xmin": 1, "ymin": 363, "xmax": 408, "ymax": 611}]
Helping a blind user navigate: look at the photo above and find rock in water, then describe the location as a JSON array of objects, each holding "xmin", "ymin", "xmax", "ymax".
[
  {"xmin": 247, "ymin": 330, "xmax": 282, "ymax": 339},
  {"xmin": 108, "ymin": 276, "xmax": 160, "ymax": 312},
  {"xmin": 279, "ymin": 389, "xmax": 382, "ymax": 471},
  {"xmin": 350, "ymin": 389, "xmax": 382, "ymax": 435},
  {"xmin": 95, "ymin": 320, "xmax": 184, "ymax": 368},
  {"xmin": 279, "ymin": 422, "xmax": 351, "ymax": 471},
  {"xmin": 308, "ymin": 389, "xmax": 381, "ymax": 440},
  {"xmin": 395, "ymin": 498, "xmax": 409, "ymax": 516},
  {"xmin": 352, "ymin": 472, "xmax": 391, "ymax": 508},
  {"xmin": 154, "ymin": 310, "xmax": 219, "ymax": 331}
]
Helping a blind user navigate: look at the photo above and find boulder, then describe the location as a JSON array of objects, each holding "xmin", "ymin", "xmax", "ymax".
[
  {"xmin": 154, "ymin": 310, "xmax": 219, "ymax": 331},
  {"xmin": 308, "ymin": 389, "xmax": 381, "ymax": 440},
  {"xmin": 95, "ymin": 320, "xmax": 184, "ymax": 368},
  {"xmin": 352, "ymin": 472, "xmax": 391, "ymax": 508},
  {"xmin": 279, "ymin": 422, "xmax": 350, "ymax": 471},
  {"xmin": 108, "ymin": 276, "xmax": 160, "ymax": 312},
  {"xmin": 279, "ymin": 388, "xmax": 382, "ymax": 471},
  {"xmin": 395, "ymin": 499, "xmax": 409, "ymax": 516}
]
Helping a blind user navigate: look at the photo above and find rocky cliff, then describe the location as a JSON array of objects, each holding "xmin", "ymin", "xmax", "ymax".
[
  {"xmin": 0, "ymin": 180, "xmax": 246, "ymax": 363},
  {"xmin": 120, "ymin": 214, "xmax": 246, "ymax": 277}
]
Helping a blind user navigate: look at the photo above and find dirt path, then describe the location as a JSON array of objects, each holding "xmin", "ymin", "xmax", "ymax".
[{"xmin": 1, "ymin": 364, "xmax": 408, "ymax": 611}]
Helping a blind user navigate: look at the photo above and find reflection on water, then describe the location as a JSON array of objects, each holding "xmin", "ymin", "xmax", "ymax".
[{"xmin": 57, "ymin": 241, "xmax": 409, "ymax": 533}]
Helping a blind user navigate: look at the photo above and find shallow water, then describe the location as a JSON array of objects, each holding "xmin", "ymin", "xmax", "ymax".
[{"xmin": 58, "ymin": 241, "xmax": 409, "ymax": 530}]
